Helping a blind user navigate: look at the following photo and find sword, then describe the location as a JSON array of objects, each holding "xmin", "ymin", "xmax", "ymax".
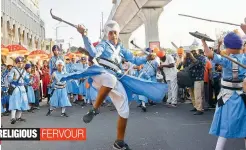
[
  {"xmin": 50, "ymin": 9, "xmax": 88, "ymax": 31},
  {"xmin": 171, "ymin": 42, "xmax": 179, "ymax": 49},
  {"xmin": 179, "ymin": 14, "xmax": 242, "ymax": 26},
  {"xmin": 130, "ymin": 40, "xmax": 155, "ymax": 70}
]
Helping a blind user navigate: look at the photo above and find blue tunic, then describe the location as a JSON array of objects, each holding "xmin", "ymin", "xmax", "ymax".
[
  {"xmin": 1, "ymin": 70, "xmax": 9, "ymax": 105},
  {"xmin": 7, "ymin": 67, "xmax": 30, "ymax": 111},
  {"xmin": 65, "ymin": 64, "xmax": 72, "ymax": 94},
  {"xmin": 49, "ymin": 55, "xmax": 65, "ymax": 75},
  {"xmin": 135, "ymin": 58, "xmax": 159, "ymax": 103},
  {"xmin": 209, "ymin": 53, "xmax": 246, "ymax": 138},
  {"xmin": 79, "ymin": 64, "xmax": 89, "ymax": 96},
  {"xmin": 60, "ymin": 37, "xmax": 168, "ymax": 103},
  {"xmin": 49, "ymin": 71, "xmax": 72, "ymax": 108},
  {"xmin": 24, "ymin": 73, "xmax": 35, "ymax": 104},
  {"xmin": 48, "ymin": 55, "xmax": 65, "ymax": 95}
]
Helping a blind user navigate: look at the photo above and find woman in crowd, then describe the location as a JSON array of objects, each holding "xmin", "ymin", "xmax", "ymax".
[{"xmin": 41, "ymin": 60, "xmax": 50, "ymax": 99}]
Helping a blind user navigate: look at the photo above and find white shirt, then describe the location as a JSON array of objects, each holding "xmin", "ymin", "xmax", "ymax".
[{"xmin": 161, "ymin": 55, "xmax": 177, "ymax": 81}]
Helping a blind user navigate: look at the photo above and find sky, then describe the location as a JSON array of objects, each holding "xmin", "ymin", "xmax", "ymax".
[{"xmin": 39, "ymin": 0, "xmax": 246, "ymax": 50}]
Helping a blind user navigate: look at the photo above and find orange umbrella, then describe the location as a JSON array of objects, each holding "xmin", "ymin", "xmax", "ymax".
[
  {"xmin": 27, "ymin": 50, "xmax": 48, "ymax": 60},
  {"xmin": 7, "ymin": 44, "xmax": 29, "ymax": 56},
  {"xmin": 42, "ymin": 54, "xmax": 52, "ymax": 61},
  {"xmin": 1, "ymin": 44, "xmax": 9, "ymax": 56}
]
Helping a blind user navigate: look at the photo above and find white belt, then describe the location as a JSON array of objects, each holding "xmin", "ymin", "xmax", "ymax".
[
  {"xmin": 221, "ymin": 80, "xmax": 242, "ymax": 88},
  {"xmin": 97, "ymin": 59, "xmax": 121, "ymax": 73},
  {"xmin": 54, "ymin": 85, "xmax": 66, "ymax": 89}
]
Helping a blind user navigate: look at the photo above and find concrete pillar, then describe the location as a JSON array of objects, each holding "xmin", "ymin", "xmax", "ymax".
[
  {"xmin": 37, "ymin": 38, "xmax": 41, "ymax": 49},
  {"xmin": 139, "ymin": 8, "xmax": 163, "ymax": 47},
  {"xmin": 14, "ymin": 23, "xmax": 19, "ymax": 44},
  {"xmin": 3, "ymin": 15, "xmax": 8, "ymax": 44},
  {"xmin": 20, "ymin": 26, "xmax": 24, "ymax": 44},
  {"xmin": 32, "ymin": 35, "xmax": 35, "ymax": 50},
  {"xmin": 119, "ymin": 33, "xmax": 132, "ymax": 49},
  {"xmin": 24, "ymin": 29, "xmax": 28, "ymax": 46}
]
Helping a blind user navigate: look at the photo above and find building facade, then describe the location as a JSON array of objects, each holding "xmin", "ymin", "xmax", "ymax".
[{"xmin": 1, "ymin": 0, "xmax": 45, "ymax": 51}]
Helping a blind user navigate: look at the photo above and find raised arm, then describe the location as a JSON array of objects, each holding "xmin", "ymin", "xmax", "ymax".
[
  {"xmin": 77, "ymin": 24, "xmax": 104, "ymax": 58},
  {"xmin": 82, "ymin": 36, "xmax": 105, "ymax": 58},
  {"xmin": 121, "ymin": 45, "xmax": 147, "ymax": 66},
  {"xmin": 202, "ymin": 39, "xmax": 229, "ymax": 67},
  {"xmin": 241, "ymin": 24, "xmax": 246, "ymax": 34}
]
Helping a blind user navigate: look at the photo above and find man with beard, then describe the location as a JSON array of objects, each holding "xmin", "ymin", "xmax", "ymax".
[{"xmin": 184, "ymin": 47, "xmax": 206, "ymax": 115}]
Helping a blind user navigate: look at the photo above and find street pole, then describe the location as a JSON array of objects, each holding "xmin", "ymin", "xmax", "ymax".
[
  {"xmin": 50, "ymin": 39, "xmax": 52, "ymax": 54},
  {"xmin": 100, "ymin": 22, "xmax": 102, "ymax": 39},
  {"xmin": 55, "ymin": 26, "xmax": 67, "ymax": 44}
]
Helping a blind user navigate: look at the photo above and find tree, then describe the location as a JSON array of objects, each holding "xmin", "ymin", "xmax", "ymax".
[
  {"xmin": 69, "ymin": 46, "xmax": 78, "ymax": 52},
  {"xmin": 165, "ymin": 48, "xmax": 176, "ymax": 54}
]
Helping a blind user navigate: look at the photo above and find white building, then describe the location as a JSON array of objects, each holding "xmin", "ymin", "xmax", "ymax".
[{"xmin": 1, "ymin": 0, "xmax": 45, "ymax": 51}]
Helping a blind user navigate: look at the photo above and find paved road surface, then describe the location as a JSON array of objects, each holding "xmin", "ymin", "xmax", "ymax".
[{"xmin": 1, "ymin": 102, "xmax": 245, "ymax": 150}]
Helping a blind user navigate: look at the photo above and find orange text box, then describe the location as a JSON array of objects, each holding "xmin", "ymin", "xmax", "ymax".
[{"xmin": 40, "ymin": 128, "xmax": 86, "ymax": 141}]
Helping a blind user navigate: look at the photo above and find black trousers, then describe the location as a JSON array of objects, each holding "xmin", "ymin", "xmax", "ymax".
[{"xmin": 212, "ymin": 78, "xmax": 221, "ymax": 105}]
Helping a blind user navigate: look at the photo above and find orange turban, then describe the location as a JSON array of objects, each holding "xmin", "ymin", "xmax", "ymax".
[
  {"xmin": 69, "ymin": 53, "xmax": 76, "ymax": 59},
  {"xmin": 157, "ymin": 50, "xmax": 165, "ymax": 58},
  {"xmin": 153, "ymin": 47, "xmax": 159, "ymax": 54}
]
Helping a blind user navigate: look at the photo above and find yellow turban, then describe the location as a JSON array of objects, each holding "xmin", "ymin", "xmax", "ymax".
[{"xmin": 177, "ymin": 48, "xmax": 184, "ymax": 55}]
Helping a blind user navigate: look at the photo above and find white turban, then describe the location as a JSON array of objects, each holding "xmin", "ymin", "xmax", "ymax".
[
  {"xmin": 56, "ymin": 60, "xmax": 64, "ymax": 66},
  {"xmin": 104, "ymin": 20, "xmax": 120, "ymax": 37}
]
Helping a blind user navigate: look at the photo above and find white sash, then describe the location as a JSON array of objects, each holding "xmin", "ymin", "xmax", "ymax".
[
  {"xmin": 220, "ymin": 59, "xmax": 242, "ymax": 103},
  {"xmin": 106, "ymin": 40, "xmax": 121, "ymax": 63}
]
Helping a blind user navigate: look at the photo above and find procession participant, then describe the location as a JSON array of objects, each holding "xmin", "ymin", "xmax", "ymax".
[
  {"xmin": 78, "ymin": 56, "xmax": 89, "ymax": 104},
  {"xmin": 73, "ymin": 20, "xmax": 166, "ymax": 150},
  {"xmin": 1, "ymin": 64, "xmax": 10, "ymax": 116},
  {"xmin": 202, "ymin": 32, "xmax": 246, "ymax": 150},
  {"xmin": 24, "ymin": 64, "xmax": 35, "ymax": 113},
  {"xmin": 32, "ymin": 65, "xmax": 41, "ymax": 110},
  {"xmin": 87, "ymin": 57, "xmax": 98, "ymax": 105},
  {"xmin": 36, "ymin": 61, "xmax": 43, "ymax": 102},
  {"xmin": 66, "ymin": 54, "xmax": 80, "ymax": 103},
  {"xmin": 7, "ymin": 57, "xmax": 29, "ymax": 124},
  {"xmin": 41, "ymin": 60, "xmax": 50, "ymax": 99},
  {"xmin": 49, "ymin": 45, "xmax": 65, "ymax": 75},
  {"xmin": 159, "ymin": 50, "xmax": 178, "ymax": 107},
  {"xmin": 69, "ymin": 54, "xmax": 80, "ymax": 103},
  {"xmin": 46, "ymin": 60, "xmax": 71, "ymax": 117},
  {"xmin": 48, "ymin": 45, "xmax": 65, "ymax": 104},
  {"xmin": 136, "ymin": 48, "xmax": 160, "ymax": 112},
  {"xmin": 65, "ymin": 58, "xmax": 72, "ymax": 98}
]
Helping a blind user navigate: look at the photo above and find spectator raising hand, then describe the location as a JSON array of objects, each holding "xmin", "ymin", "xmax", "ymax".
[{"xmin": 241, "ymin": 23, "xmax": 246, "ymax": 34}]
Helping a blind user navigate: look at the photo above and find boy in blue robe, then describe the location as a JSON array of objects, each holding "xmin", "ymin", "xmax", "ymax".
[
  {"xmin": 202, "ymin": 32, "xmax": 246, "ymax": 150},
  {"xmin": 8, "ymin": 57, "xmax": 30, "ymax": 124},
  {"xmin": 76, "ymin": 20, "xmax": 158, "ymax": 150}
]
